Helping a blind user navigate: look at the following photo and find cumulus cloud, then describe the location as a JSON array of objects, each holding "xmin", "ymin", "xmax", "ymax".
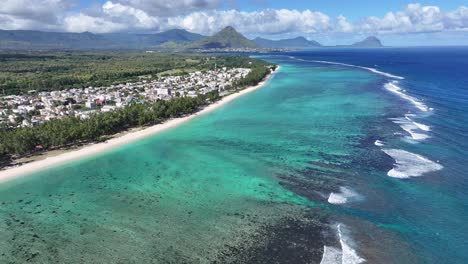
[
  {"xmin": 166, "ymin": 9, "xmax": 331, "ymax": 35},
  {"xmin": 0, "ymin": 2, "xmax": 467, "ymax": 38},
  {"xmin": 335, "ymin": 15, "xmax": 353, "ymax": 33},
  {"xmin": 64, "ymin": 1, "xmax": 162, "ymax": 33},
  {"xmin": 113, "ymin": 0, "xmax": 221, "ymax": 16},
  {"xmin": 0, "ymin": 0, "xmax": 75, "ymax": 29},
  {"xmin": 355, "ymin": 4, "xmax": 468, "ymax": 34}
]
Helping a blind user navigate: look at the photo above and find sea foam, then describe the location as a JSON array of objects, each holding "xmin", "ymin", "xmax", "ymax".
[
  {"xmin": 406, "ymin": 115, "xmax": 430, "ymax": 131},
  {"xmin": 288, "ymin": 57, "xmax": 405, "ymax": 80},
  {"xmin": 291, "ymin": 56, "xmax": 432, "ymax": 113},
  {"xmin": 320, "ymin": 246, "xmax": 343, "ymax": 264},
  {"xmin": 382, "ymin": 149, "xmax": 443, "ymax": 178},
  {"xmin": 328, "ymin": 187, "xmax": 362, "ymax": 205},
  {"xmin": 320, "ymin": 225, "xmax": 365, "ymax": 264},
  {"xmin": 338, "ymin": 224, "xmax": 366, "ymax": 264},
  {"xmin": 314, "ymin": 60, "xmax": 404, "ymax": 80},
  {"xmin": 391, "ymin": 115, "xmax": 430, "ymax": 141},
  {"xmin": 374, "ymin": 140, "xmax": 384, "ymax": 147},
  {"xmin": 384, "ymin": 82, "xmax": 429, "ymax": 112}
]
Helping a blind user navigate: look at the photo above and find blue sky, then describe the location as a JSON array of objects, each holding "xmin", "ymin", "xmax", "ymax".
[{"xmin": 1, "ymin": 0, "xmax": 468, "ymax": 45}]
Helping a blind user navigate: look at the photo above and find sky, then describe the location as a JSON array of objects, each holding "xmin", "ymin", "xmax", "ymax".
[{"xmin": 0, "ymin": 0, "xmax": 467, "ymax": 45}]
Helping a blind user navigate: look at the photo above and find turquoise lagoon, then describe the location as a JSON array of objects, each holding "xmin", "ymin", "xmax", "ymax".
[{"xmin": 1, "ymin": 51, "xmax": 458, "ymax": 263}]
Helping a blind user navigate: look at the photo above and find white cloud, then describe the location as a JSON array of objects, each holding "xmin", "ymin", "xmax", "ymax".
[
  {"xmin": 113, "ymin": 0, "xmax": 221, "ymax": 16},
  {"xmin": 166, "ymin": 9, "xmax": 331, "ymax": 35},
  {"xmin": 64, "ymin": 1, "xmax": 161, "ymax": 33},
  {"xmin": 336, "ymin": 15, "xmax": 353, "ymax": 33},
  {"xmin": 0, "ymin": 0, "xmax": 75, "ymax": 27},
  {"xmin": 0, "ymin": 2, "xmax": 467, "ymax": 39},
  {"xmin": 355, "ymin": 3, "xmax": 468, "ymax": 34},
  {"xmin": 63, "ymin": 13, "xmax": 128, "ymax": 33}
]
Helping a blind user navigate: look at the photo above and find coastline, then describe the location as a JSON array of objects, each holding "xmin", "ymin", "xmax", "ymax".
[{"xmin": 0, "ymin": 67, "xmax": 279, "ymax": 184}]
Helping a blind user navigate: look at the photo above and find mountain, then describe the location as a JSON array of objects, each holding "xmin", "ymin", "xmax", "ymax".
[
  {"xmin": 253, "ymin": 36, "xmax": 321, "ymax": 48},
  {"xmin": 0, "ymin": 29, "xmax": 205, "ymax": 50},
  {"xmin": 0, "ymin": 28, "xmax": 383, "ymax": 50},
  {"xmin": 0, "ymin": 30, "xmax": 110, "ymax": 50},
  {"xmin": 187, "ymin": 26, "xmax": 258, "ymax": 49},
  {"xmin": 350, "ymin": 36, "xmax": 383, "ymax": 47},
  {"xmin": 102, "ymin": 29, "xmax": 205, "ymax": 48},
  {"xmin": 154, "ymin": 29, "xmax": 205, "ymax": 42}
]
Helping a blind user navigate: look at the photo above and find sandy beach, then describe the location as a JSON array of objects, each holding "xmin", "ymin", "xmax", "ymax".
[{"xmin": 0, "ymin": 67, "xmax": 279, "ymax": 184}]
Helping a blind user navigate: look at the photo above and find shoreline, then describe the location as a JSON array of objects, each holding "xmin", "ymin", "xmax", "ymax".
[{"xmin": 0, "ymin": 67, "xmax": 280, "ymax": 184}]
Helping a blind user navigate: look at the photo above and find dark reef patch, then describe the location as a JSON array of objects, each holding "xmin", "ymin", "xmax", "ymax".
[{"xmin": 217, "ymin": 209, "xmax": 330, "ymax": 264}]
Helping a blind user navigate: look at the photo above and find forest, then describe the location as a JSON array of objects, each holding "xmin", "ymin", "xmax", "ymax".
[{"xmin": 0, "ymin": 52, "xmax": 270, "ymax": 95}]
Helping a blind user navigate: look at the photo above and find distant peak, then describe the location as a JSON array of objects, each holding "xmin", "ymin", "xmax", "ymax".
[
  {"xmin": 351, "ymin": 36, "xmax": 383, "ymax": 47},
  {"xmin": 293, "ymin": 36, "xmax": 307, "ymax": 40},
  {"xmin": 166, "ymin": 28, "xmax": 188, "ymax": 33},
  {"xmin": 221, "ymin": 26, "xmax": 237, "ymax": 32},
  {"xmin": 365, "ymin": 36, "xmax": 379, "ymax": 41}
]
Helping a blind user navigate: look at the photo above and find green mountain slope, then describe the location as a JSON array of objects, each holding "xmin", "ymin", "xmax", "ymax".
[
  {"xmin": 0, "ymin": 29, "xmax": 205, "ymax": 50},
  {"xmin": 253, "ymin": 36, "xmax": 321, "ymax": 48},
  {"xmin": 187, "ymin": 26, "xmax": 258, "ymax": 49}
]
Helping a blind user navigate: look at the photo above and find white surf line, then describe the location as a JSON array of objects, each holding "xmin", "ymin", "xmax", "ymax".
[
  {"xmin": 320, "ymin": 224, "xmax": 366, "ymax": 264},
  {"xmin": 381, "ymin": 149, "xmax": 443, "ymax": 178},
  {"xmin": 374, "ymin": 140, "xmax": 384, "ymax": 147},
  {"xmin": 384, "ymin": 81, "xmax": 429, "ymax": 112},
  {"xmin": 391, "ymin": 117, "xmax": 430, "ymax": 141},
  {"xmin": 338, "ymin": 224, "xmax": 366, "ymax": 264},
  {"xmin": 328, "ymin": 187, "xmax": 362, "ymax": 205},
  {"xmin": 284, "ymin": 56, "xmax": 435, "ymax": 114},
  {"xmin": 320, "ymin": 246, "xmax": 343, "ymax": 264},
  {"xmin": 286, "ymin": 56, "xmax": 404, "ymax": 80},
  {"xmin": 405, "ymin": 114, "xmax": 430, "ymax": 131},
  {"xmin": 312, "ymin": 60, "xmax": 404, "ymax": 80}
]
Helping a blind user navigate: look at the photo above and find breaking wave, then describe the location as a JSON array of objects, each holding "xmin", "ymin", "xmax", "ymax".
[
  {"xmin": 320, "ymin": 246, "xmax": 343, "ymax": 264},
  {"xmin": 287, "ymin": 56, "xmax": 404, "ymax": 80},
  {"xmin": 391, "ymin": 114, "xmax": 431, "ymax": 141},
  {"xmin": 374, "ymin": 140, "xmax": 384, "ymax": 147},
  {"xmin": 320, "ymin": 225, "xmax": 365, "ymax": 264},
  {"xmin": 311, "ymin": 60, "xmax": 404, "ymax": 80},
  {"xmin": 328, "ymin": 187, "xmax": 362, "ymax": 205},
  {"xmin": 339, "ymin": 224, "xmax": 366, "ymax": 264},
  {"xmin": 382, "ymin": 149, "xmax": 443, "ymax": 178},
  {"xmin": 384, "ymin": 81, "xmax": 429, "ymax": 112},
  {"xmin": 284, "ymin": 56, "xmax": 434, "ymax": 115}
]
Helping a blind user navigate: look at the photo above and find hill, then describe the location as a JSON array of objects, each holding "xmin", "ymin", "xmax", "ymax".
[
  {"xmin": 0, "ymin": 29, "xmax": 205, "ymax": 50},
  {"xmin": 0, "ymin": 30, "xmax": 109, "ymax": 50},
  {"xmin": 253, "ymin": 36, "xmax": 321, "ymax": 48},
  {"xmin": 187, "ymin": 26, "xmax": 258, "ymax": 49},
  {"xmin": 350, "ymin": 36, "xmax": 383, "ymax": 47}
]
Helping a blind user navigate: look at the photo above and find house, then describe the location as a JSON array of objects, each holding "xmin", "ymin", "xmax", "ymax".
[{"xmin": 85, "ymin": 101, "xmax": 96, "ymax": 108}]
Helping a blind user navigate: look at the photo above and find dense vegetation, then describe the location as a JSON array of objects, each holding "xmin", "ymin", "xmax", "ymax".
[
  {"xmin": 187, "ymin": 26, "xmax": 258, "ymax": 49},
  {"xmin": 0, "ymin": 29, "xmax": 205, "ymax": 50},
  {"xmin": 0, "ymin": 91, "xmax": 220, "ymax": 156},
  {"xmin": 0, "ymin": 56, "xmax": 274, "ymax": 162},
  {"xmin": 0, "ymin": 52, "xmax": 269, "ymax": 95}
]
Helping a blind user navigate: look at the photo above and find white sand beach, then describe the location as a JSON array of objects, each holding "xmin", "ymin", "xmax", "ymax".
[{"xmin": 0, "ymin": 67, "xmax": 279, "ymax": 184}]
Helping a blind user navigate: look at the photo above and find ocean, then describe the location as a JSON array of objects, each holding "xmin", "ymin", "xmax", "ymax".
[{"xmin": 0, "ymin": 47, "xmax": 467, "ymax": 263}]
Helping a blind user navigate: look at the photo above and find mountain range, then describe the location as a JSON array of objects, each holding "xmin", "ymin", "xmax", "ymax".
[
  {"xmin": 0, "ymin": 27, "xmax": 383, "ymax": 50},
  {"xmin": 253, "ymin": 36, "xmax": 322, "ymax": 48},
  {"xmin": 0, "ymin": 29, "xmax": 205, "ymax": 50}
]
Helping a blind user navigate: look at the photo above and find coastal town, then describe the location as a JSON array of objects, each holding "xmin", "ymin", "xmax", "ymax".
[{"xmin": 0, "ymin": 67, "xmax": 251, "ymax": 128}]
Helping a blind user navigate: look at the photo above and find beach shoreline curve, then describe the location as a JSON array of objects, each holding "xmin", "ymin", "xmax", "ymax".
[{"xmin": 0, "ymin": 66, "xmax": 280, "ymax": 184}]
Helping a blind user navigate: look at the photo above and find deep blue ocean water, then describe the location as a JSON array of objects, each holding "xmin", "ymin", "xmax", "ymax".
[{"xmin": 280, "ymin": 47, "xmax": 468, "ymax": 263}]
